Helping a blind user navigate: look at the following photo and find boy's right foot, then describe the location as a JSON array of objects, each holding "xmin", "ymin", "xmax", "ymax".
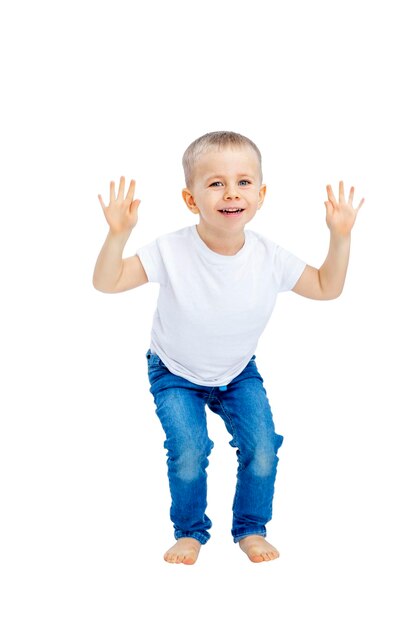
[{"xmin": 163, "ymin": 538, "xmax": 201, "ymax": 565}]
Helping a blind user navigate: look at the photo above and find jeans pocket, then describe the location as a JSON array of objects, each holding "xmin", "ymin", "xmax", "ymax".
[
  {"xmin": 146, "ymin": 349, "xmax": 169, "ymax": 372},
  {"xmin": 146, "ymin": 349, "xmax": 157, "ymax": 361}
]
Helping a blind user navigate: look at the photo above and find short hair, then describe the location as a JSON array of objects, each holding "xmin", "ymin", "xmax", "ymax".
[{"xmin": 182, "ymin": 130, "xmax": 263, "ymax": 189}]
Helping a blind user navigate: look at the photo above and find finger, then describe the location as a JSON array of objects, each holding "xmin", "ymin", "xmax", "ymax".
[
  {"xmin": 129, "ymin": 199, "xmax": 141, "ymax": 214},
  {"xmin": 98, "ymin": 194, "xmax": 106, "ymax": 210},
  {"xmin": 326, "ymin": 184, "xmax": 337, "ymax": 205},
  {"xmin": 339, "ymin": 180, "xmax": 345, "ymax": 204},
  {"xmin": 126, "ymin": 179, "xmax": 136, "ymax": 202},
  {"xmin": 356, "ymin": 197, "xmax": 365, "ymax": 211},
  {"xmin": 110, "ymin": 180, "xmax": 116, "ymax": 204},
  {"xmin": 117, "ymin": 176, "xmax": 125, "ymax": 200},
  {"xmin": 348, "ymin": 186, "xmax": 355, "ymax": 205},
  {"xmin": 324, "ymin": 200, "xmax": 333, "ymax": 215}
]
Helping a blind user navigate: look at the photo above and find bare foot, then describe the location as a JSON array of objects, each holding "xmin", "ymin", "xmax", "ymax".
[
  {"xmin": 163, "ymin": 538, "xmax": 202, "ymax": 565},
  {"xmin": 239, "ymin": 535, "xmax": 280, "ymax": 563}
]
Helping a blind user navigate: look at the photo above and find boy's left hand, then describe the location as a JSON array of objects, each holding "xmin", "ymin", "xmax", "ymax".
[{"xmin": 325, "ymin": 181, "xmax": 364, "ymax": 237}]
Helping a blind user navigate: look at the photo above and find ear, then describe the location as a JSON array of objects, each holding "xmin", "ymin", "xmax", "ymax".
[
  {"xmin": 182, "ymin": 188, "xmax": 200, "ymax": 214},
  {"xmin": 257, "ymin": 184, "xmax": 267, "ymax": 210}
]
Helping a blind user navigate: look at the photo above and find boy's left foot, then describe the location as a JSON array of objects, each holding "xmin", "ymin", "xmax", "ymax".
[{"xmin": 238, "ymin": 535, "xmax": 280, "ymax": 563}]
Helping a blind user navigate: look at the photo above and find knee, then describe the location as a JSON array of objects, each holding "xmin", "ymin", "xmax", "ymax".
[
  {"xmin": 251, "ymin": 447, "xmax": 278, "ymax": 477},
  {"xmin": 242, "ymin": 433, "xmax": 283, "ymax": 477},
  {"xmin": 168, "ymin": 438, "xmax": 214, "ymax": 482}
]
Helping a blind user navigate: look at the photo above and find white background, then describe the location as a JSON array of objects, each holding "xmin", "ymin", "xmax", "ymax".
[{"xmin": 1, "ymin": 0, "xmax": 416, "ymax": 624}]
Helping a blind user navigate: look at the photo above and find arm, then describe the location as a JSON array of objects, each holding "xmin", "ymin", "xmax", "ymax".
[
  {"xmin": 92, "ymin": 176, "xmax": 149, "ymax": 293},
  {"xmin": 292, "ymin": 181, "xmax": 364, "ymax": 300}
]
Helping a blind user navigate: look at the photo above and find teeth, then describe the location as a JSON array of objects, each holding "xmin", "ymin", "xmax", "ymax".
[{"xmin": 221, "ymin": 209, "xmax": 243, "ymax": 213}]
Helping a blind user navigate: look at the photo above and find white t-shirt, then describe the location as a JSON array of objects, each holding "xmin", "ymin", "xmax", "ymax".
[{"xmin": 137, "ymin": 225, "xmax": 306, "ymax": 387}]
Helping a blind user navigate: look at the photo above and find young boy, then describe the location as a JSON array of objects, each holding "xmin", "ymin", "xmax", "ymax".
[{"xmin": 93, "ymin": 131, "xmax": 364, "ymax": 565}]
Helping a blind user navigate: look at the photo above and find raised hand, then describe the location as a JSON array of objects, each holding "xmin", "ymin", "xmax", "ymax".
[
  {"xmin": 325, "ymin": 181, "xmax": 364, "ymax": 237},
  {"xmin": 98, "ymin": 176, "xmax": 140, "ymax": 235}
]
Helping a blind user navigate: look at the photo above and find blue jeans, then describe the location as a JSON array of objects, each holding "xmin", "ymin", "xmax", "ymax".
[{"xmin": 146, "ymin": 350, "xmax": 284, "ymax": 544}]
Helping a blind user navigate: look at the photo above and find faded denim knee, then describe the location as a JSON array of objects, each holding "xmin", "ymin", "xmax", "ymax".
[{"xmin": 166, "ymin": 437, "xmax": 214, "ymax": 482}]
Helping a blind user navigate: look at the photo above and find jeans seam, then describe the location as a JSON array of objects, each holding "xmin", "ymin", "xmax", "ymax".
[
  {"xmin": 213, "ymin": 397, "xmax": 238, "ymax": 447},
  {"xmin": 232, "ymin": 529, "xmax": 267, "ymax": 543},
  {"xmin": 174, "ymin": 531, "xmax": 210, "ymax": 545},
  {"xmin": 211, "ymin": 396, "xmax": 243, "ymax": 510}
]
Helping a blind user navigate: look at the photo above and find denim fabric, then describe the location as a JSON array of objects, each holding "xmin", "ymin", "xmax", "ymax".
[{"xmin": 146, "ymin": 349, "xmax": 284, "ymax": 544}]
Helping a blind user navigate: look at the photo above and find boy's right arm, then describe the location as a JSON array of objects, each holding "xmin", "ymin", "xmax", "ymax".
[{"xmin": 92, "ymin": 176, "xmax": 149, "ymax": 293}]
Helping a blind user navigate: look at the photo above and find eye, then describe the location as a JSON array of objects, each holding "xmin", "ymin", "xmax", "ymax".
[
  {"xmin": 209, "ymin": 181, "xmax": 223, "ymax": 187},
  {"xmin": 239, "ymin": 180, "xmax": 251, "ymax": 186}
]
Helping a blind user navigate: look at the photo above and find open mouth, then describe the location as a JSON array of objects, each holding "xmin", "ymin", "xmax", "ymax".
[{"xmin": 218, "ymin": 208, "xmax": 245, "ymax": 214}]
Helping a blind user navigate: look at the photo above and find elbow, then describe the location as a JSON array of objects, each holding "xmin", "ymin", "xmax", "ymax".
[
  {"xmin": 92, "ymin": 276, "xmax": 115, "ymax": 293},
  {"xmin": 92, "ymin": 275, "xmax": 103, "ymax": 292},
  {"xmin": 322, "ymin": 287, "xmax": 343, "ymax": 300},
  {"xmin": 317, "ymin": 273, "xmax": 344, "ymax": 300}
]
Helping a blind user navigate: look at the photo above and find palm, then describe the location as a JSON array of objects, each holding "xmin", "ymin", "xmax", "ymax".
[
  {"xmin": 325, "ymin": 181, "xmax": 364, "ymax": 237},
  {"xmin": 98, "ymin": 176, "xmax": 140, "ymax": 234}
]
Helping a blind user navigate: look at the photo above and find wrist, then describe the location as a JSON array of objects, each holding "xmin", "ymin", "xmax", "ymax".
[
  {"xmin": 107, "ymin": 228, "xmax": 132, "ymax": 244},
  {"xmin": 329, "ymin": 230, "xmax": 351, "ymax": 246}
]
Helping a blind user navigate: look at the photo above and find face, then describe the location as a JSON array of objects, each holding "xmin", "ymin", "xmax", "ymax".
[{"xmin": 182, "ymin": 146, "xmax": 266, "ymax": 235}]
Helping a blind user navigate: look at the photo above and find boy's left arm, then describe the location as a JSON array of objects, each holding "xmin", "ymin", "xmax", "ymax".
[{"xmin": 292, "ymin": 181, "xmax": 364, "ymax": 300}]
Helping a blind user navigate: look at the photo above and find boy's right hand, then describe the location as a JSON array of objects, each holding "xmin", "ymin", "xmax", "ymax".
[{"xmin": 98, "ymin": 176, "xmax": 140, "ymax": 235}]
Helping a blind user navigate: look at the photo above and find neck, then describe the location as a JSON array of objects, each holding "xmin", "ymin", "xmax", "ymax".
[{"xmin": 196, "ymin": 223, "xmax": 245, "ymax": 256}]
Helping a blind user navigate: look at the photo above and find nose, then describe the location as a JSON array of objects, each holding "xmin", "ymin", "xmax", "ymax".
[{"xmin": 223, "ymin": 184, "xmax": 241, "ymax": 200}]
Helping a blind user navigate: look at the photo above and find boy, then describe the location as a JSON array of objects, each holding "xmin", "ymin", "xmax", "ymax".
[{"xmin": 93, "ymin": 131, "xmax": 364, "ymax": 565}]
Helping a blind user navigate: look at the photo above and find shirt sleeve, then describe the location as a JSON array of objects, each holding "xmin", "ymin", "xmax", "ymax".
[
  {"xmin": 273, "ymin": 245, "xmax": 306, "ymax": 293},
  {"xmin": 136, "ymin": 239, "xmax": 165, "ymax": 284}
]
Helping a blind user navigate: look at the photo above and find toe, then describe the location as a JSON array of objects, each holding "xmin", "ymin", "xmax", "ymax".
[
  {"xmin": 165, "ymin": 551, "xmax": 177, "ymax": 564},
  {"xmin": 183, "ymin": 556, "xmax": 196, "ymax": 565},
  {"xmin": 249, "ymin": 554, "xmax": 264, "ymax": 563}
]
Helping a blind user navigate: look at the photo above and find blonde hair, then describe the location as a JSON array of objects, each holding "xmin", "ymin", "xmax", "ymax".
[{"xmin": 182, "ymin": 130, "xmax": 263, "ymax": 189}]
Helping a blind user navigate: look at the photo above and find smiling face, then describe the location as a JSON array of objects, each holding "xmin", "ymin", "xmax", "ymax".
[{"xmin": 182, "ymin": 145, "xmax": 266, "ymax": 237}]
